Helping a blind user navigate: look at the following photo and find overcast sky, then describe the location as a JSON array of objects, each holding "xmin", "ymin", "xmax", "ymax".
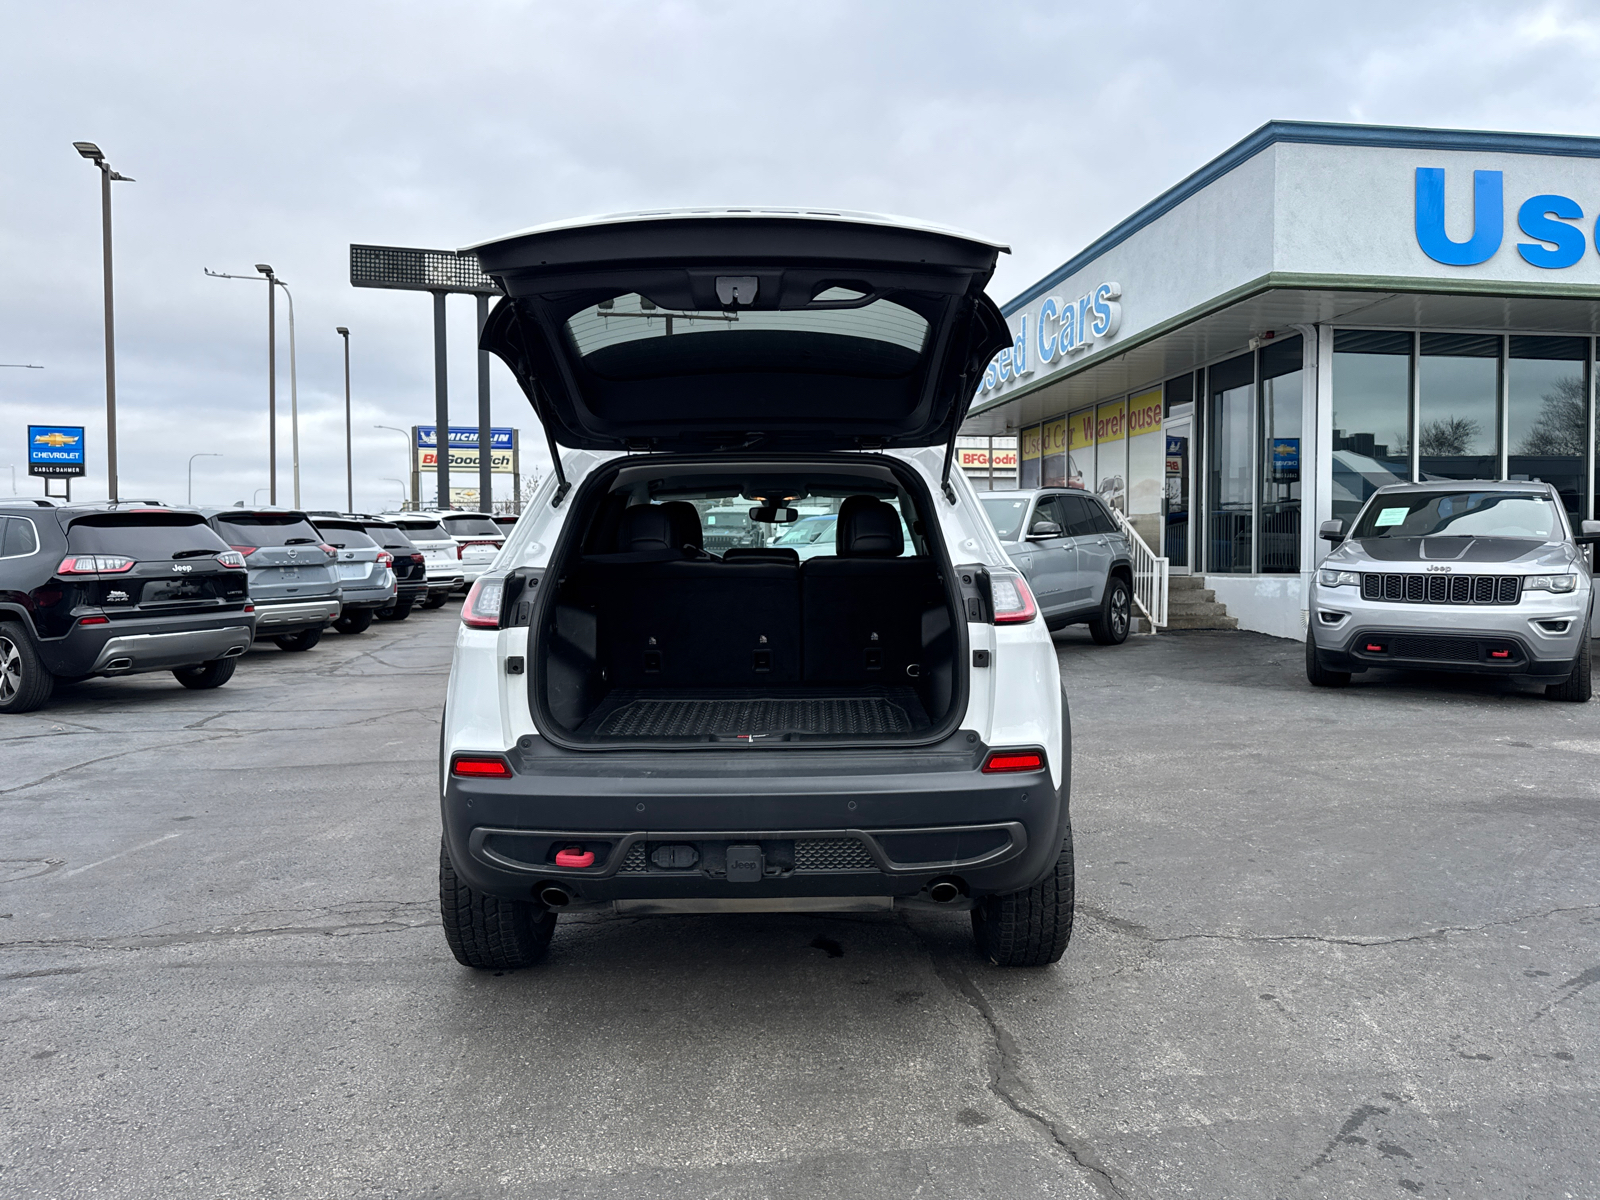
[{"xmin": 4, "ymin": 1, "xmax": 1600, "ymax": 510}]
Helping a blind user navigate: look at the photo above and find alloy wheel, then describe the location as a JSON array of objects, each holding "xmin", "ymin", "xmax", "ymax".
[
  {"xmin": 1112, "ymin": 586, "xmax": 1130, "ymax": 639},
  {"xmin": 0, "ymin": 635, "xmax": 21, "ymax": 704}
]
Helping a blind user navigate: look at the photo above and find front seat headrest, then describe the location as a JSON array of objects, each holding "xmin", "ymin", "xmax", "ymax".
[
  {"xmin": 835, "ymin": 495, "xmax": 903, "ymax": 558},
  {"xmin": 656, "ymin": 501, "xmax": 704, "ymax": 554},
  {"xmin": 617, "ymin": 504, "xmax": 678, "ymax": 553}
]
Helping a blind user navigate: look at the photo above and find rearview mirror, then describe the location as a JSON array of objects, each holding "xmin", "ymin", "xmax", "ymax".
[
  {"xmin": 1026, "ymin": 520, "xmax": 1063, "ymax": 539},
  {"xmin": 1319, "ymin": 519, "xmax": 1346, "ymax": 543},
  {"xmin": 749, "ymin": 506, "xmax": 798, "ymax": 524}
]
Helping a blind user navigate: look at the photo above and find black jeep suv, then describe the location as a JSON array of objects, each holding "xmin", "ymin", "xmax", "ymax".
[{"xmin": 0, "ymin": 502, "xmax": 256, "ymax": 714}]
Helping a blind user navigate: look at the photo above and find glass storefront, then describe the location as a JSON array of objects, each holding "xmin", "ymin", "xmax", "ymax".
[
  {"xmin": 1508, "ymin": 335, "xmax": 1586, "ymax": 518},
  {"xmin": 1207, "ymin": 352, "xmax": 1254, "ymax": 573},
  {"xmin": 1332, "ymin": 331, "xmax": 1412, "ymax": 526},
  {"xmin": 1259, "ymin": 336, "xmax": 1302, "ymax": 573},
  {"xmin": 1419, "ymin": 333, "xmax": 1500, "ymax": 483}
]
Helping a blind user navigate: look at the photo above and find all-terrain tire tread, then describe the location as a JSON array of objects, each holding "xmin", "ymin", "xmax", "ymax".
[
  {"xmin": 0, "ymin": 622, "xmax": 54, "ymax": 714},
  {"xmin": 438, "ymin": 839, "xmax": 555, "ymax": 970},
  {"xmin": 1305, "ymin": 634, "xmax": 1351, "ymax": 688},
  {"xmin": 972, "ymin": 821, "xmax": 1075, "ymax": 968}
]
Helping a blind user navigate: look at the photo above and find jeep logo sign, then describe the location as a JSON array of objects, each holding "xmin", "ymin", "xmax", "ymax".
[{"xmin": 1416, "ymin": 167, "xmax": 1589, "ymax": 269}]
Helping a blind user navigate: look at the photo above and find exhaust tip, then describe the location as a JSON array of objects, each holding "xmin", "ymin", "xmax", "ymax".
[
  {"xmin": 103, "ymin": 658, "xmax": 134, "ymax": 672},
  {"xmin": 538, "ymin": 885, "xmax": 572, "ymax": 908},
  {"xmin": 928, "ymin": 878, "xmax": 964, "ymax": 904}
]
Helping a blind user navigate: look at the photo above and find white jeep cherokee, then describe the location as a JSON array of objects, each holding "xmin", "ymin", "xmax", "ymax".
[{"xmin": 438, "ymin": 208, "xmax": 1071, "ymax": 969}]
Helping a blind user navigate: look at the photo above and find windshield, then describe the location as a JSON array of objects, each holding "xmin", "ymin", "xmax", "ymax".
[
  {"xmin": 211, "ymin": 513, "xmax": 323, "ymax": 548},
  {"xmin": 1352, "ymin": 491, "xmax": 1560, "ymax": 540},
  {"xmin": 981, "ymin": 497, "xmax": 1030, "ymax": 541},
  {"xmin": 315, "ymin": 524, "xmax": 378, "ymax": 549},
  {"xmin": 442, "ymin": 516, "xmax": 502, "ymax": 538},
  {"xmin": 67, "ymin": 514, "xmax": 230, "ymax": 560}
]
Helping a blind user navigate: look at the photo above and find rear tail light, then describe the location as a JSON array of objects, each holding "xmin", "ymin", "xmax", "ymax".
[
  {"xmin": 461, "ymin": 576, "xmax": 504, "ymax": 628},
  {"xmin": 410, "ymin": 553, "xmax": 425, "ymax": 565},
  {"xmin": 450, "ymin": 754, "xmax": 512, "ymax": 778},
  {"xmin": 77, "ymin": 615, "xmax": 111, "ymax": 626},
  {"xmin": 244, "ymin": 603, "xmax": 255, "ymax": 613},
  {"xmin": 58, "ymin": 555, "xmax": 135, "ymax": 574},
  {"xmin": 982, "ymin": 749, "xmax": 1045, "ymax": 774},
  {"xmin": 990, "ymin": 571, "xmax": 1038, "ymax": 624},
  {"xmin": 216, "ymin": 551, "xmax": 248, "ymax": 569},
  {"xmin": 319, "ymin": 543, "xmax": 338, "ymax": 559},
  {"xmin": 376, "ymin": 551, "xmax": 394, "ymax": 568},
  {"xmin": 229, "ymin": 545, "xmax": 257, "ymax": 556}
]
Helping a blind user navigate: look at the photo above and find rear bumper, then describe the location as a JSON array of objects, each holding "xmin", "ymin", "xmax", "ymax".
[
  {"xmin": 252, "ymin": 597, "xmax": 341, "ymax": 636},
  {"xmin": 441, "ymin": 738, "xmax": 1064, "ymax": 905},
  {"xmin": 39, "ymin": 611, "xmax": 257, "ymax": 677},
  {"xmin": 338, "ymin": 580, "xmax": 398, "ymax": 610}
]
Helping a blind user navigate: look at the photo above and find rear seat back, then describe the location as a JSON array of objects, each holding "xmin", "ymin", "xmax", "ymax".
[{"xmin": 801, "ymin": 496, "xmax": 941, "ymax": 685}]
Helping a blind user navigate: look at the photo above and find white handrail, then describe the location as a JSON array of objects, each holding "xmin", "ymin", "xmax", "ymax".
[{"xmin": 1108, "ymin": 507, "xmax": 1169, "ymax": 629}]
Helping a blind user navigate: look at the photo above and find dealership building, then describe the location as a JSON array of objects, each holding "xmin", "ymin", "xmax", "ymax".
[{"xmin": 961, "ymin": 121, "xmax": 1600, "ymax": 638}]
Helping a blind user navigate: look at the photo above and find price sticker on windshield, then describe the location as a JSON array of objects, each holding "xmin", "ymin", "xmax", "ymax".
[{"xmin": 1374, "ymin": 507, "xmax": 1409, "ymax": 527}]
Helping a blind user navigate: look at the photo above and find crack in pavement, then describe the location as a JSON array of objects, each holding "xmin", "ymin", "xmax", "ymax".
[
  {"xmin": 901, "ymin": 916, "xmax": 1135, "ymax": 1200},
  {"xmin": 1077, "ymin": 900, "xmax": 1600, "ymax": 949},
  {"xmin": 0, "ymin": 732, "xmax": 239, "ymax": 798}
]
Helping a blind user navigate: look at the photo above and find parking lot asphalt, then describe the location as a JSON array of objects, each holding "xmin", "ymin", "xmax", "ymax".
[{"xmin": 2, "ymin": 614, "xmax": 1597, "ymax": 1200}]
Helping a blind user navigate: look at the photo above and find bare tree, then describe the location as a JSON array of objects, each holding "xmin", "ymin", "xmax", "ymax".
[
  {"xmin": 1516, "ymin": 376, "xmax": 1586, "ymax": 456},
  {"xmin": 1419, "ymin": 416, "xmax": 1481, "ymax": 456}
]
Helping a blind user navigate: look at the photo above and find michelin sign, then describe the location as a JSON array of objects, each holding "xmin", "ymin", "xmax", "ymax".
[{"xmin": 980, "ymin": 282, "xmax": 1122, "ymax": 396}]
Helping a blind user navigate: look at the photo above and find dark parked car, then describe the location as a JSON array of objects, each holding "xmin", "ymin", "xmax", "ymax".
[
  {"xmin": 307, "ymin": 514, "xmax": 399, "ymax": 634},
  {"xmin": 980, "ymin": 488, "xmax": 1135, "ymax": 644},
  {"xmin": 0, "ymin": 501, "xmax": 255, "ymax": 713},
  {"xmin": 362, "ymin": 519, "xmax": 428, "ymax": 620},
  {"xmin": 199, "ymin": 507, "xmax": 341, "ymax": 651}
]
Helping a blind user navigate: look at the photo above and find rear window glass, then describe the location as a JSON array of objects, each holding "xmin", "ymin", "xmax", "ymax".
[
  {"xmin": 442, "ymin": 516, "xmax": 502, "ymax": 538},
  {"xmin": 980, "ymin": 497, "xmax": 1029, "ymax": 541},
  {"xmin": 316, "ymin": 524, "xmax": 378, "ymax": 549},
  {"xmin": 68, "ymin": 514, "xmax": 230, "ymax": 559},
  {"xmin": 211, "ymin": 513, "xmax": 324, "ymax": 547},
  {"xmin": 395, "ymin": 521, "xmax": 451, "ymax": 540},
  {"xmin": 364, "ymin": 524, "xmax": 415, "ymax": 550},
  {"xmin": 1352, "ymin": 491, "xmax": 1558, "ymax": 540},
  {"xmin": 564, "ymin": 289, "xmax": 930, "ymax": 379}
]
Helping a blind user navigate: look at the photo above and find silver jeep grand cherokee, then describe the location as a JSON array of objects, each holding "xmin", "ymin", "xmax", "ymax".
[{"xmin": 1308, "ymin": 481, "xmax": 1599, "ymax": 701}]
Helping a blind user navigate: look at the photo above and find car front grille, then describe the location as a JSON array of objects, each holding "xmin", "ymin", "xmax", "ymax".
[{"xmin": 1361, "ymin": 573, "xmax": 1521, "ymax": 605}]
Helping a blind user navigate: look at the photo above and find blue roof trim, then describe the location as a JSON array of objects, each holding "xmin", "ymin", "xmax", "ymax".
[{"xmin": 1000, "ymin": 120, "xmax": 1600, "ymax": 317}]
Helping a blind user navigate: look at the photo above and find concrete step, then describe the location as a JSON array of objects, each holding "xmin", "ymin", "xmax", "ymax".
[
  {"xmin": 1157, "ymin": 573, "xmax": 1236, "ymax": 631},
  {"xmin": 1166, "ymin": 591, "xmax": 1219, "ymax": 609},
  {"xmin": 1167, "ymin": 574, "xmax": 1210, "ymax": 592},
  {"xmin": 1162, "ymin": 612, "xmax": 1240, "ymax": 630}
]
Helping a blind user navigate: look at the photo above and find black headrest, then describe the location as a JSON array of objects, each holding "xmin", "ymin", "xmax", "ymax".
[
  {"xmin": 617, "ymin": 504, "xmax": 677, "ymax": 553},
  {"xmin": 835, "ymin": 496, "xmax": 903, "ymax": 558},
  {"xmin": 657, "ymin": 501, "xmax": 703, "ymax": 553},
  {"xmin": 722, "ymin": 546, "xmax": 799, "ymax": 564}
]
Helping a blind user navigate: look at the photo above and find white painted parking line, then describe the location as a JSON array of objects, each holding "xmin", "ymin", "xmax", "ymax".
[{"xmin": 61, "ymin": 832, "xmax": 181, "ymax": 879}]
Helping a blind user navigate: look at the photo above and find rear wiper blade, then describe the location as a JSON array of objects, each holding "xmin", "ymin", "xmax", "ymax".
[{"xmin": 171, "ymin": 548, "xmax": 221, "ymax": 558}]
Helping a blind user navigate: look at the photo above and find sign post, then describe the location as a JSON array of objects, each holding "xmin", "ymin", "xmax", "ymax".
[{"xmin": 28, "ymin": 424, "xmax": 86, "ymax": 502}]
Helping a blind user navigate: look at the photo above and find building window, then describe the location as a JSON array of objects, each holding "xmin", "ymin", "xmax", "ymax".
[
  {"xmin": 1019, "ymin": 425, "xmax": 1042, "ymax": 489},
  {"xmin": 1259, "ymin": 335, "xmax": 1302, "ymax": 573},
  {"xmin": 1041, "ymin": 417, "xmax": 1068, "ymax": 487},
  {"xmin": 1508, "ymin": 335, "xmax": 1587, "ymax": 520},
  {"xmin": 1419, "ymin": 332, "xmax": 1500, "ymax": 482},
  {"xmin": 1207, "ymin": 352, "xmax": 1254, "ymax": 573},
  {"xmin": 1332, "ymin": 330, "xmax": 1412, "ymax": 525}
]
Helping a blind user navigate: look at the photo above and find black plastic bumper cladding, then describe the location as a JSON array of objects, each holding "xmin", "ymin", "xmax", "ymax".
[
  {"xmin": 440, "ymin": 743, "xmax": 1062, "ymax": 903},
  {"xmin": 1316, "ymin": 628, "xmax": 1571, "ymax": 679}
]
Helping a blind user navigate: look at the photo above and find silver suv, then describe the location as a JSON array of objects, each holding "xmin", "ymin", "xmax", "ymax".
[{"xmin": 1308, "ymin": 481, "xmax": 1598, "ymax": 701}]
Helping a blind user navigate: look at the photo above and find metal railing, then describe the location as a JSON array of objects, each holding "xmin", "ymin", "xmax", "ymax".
[{"xmin": 1108, "ymin": 507, "xmax": 1169, "ymax": 629}]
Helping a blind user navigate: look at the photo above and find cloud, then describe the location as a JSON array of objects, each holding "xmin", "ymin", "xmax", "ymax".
[{"xmin": 3, "ymin": 0, "xmax": 1599, "ymax": 508}]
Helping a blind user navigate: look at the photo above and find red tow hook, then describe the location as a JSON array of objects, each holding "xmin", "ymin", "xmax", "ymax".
[{"xmin": 554, "ymin": 847, "xmax": 595, "ymax": 868}]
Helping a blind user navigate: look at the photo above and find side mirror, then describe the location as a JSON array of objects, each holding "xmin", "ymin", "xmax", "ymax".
[
  {"xmin": 749, "ymin": 506, "xmax": 798, "ymax": 524},
  {"xmin": 1575, "ymin": 519, "xmax": 1600, "ymax": 545},
  {"xmin": 1319, "ymin": 519, "xmax": 1347, "ymax": 543},
  {"xmin": 1026, "ymin": 520, "xmax": 1064, "ymax": 540}
]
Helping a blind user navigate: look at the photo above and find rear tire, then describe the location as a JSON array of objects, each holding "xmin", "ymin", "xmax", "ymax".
[
  {"xmin": 173, "ymin": 658, "xmax": 236, "ymax": 690},
  {"xmin": 334, "ymin": 608, "xmax": 374, "ymax": 634},
  {"xmin": 1087, "ymin": 575, "xmax": 1132, "ymax": 645},
  {"xmin": 1305, "ymin": 634, "xmax": 1351, "ymax": 688},
  {"xmin": 439, "ymin": 838, "xmax": 556, "ymax": 970},
  {"xmin": 376, "ymin": 599, "xmax": 413, "ymax": 622},
  {"xmin": 0, "ymin": 623, "xmax": 54, "ymax": 714},
  {"xmin": 1546, "ymin": 623, "xmax": 1592, "ymax": 702},
  {"xmin": 420, "ymin": 592, "xmax": 449, "ymax": 610},
  {"xmin": 273, "ymin": 629, "xmax": 323, "ymax": 652},
  {"xmin": 971, "ymin": 819, "xmax": 1075, "ymax": 968}
]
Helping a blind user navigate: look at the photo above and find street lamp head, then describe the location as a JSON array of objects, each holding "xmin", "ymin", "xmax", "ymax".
[
  {"xmin": 336, "ymin": 327, "xmax": 349, "ymax": 337},
  {"xmin": 255, "ymin": 263, "xmax": 274, "ymax": 277},
  {"xmin": 73, "ymin": 141, "xmax": 104, "ymax": 162}
]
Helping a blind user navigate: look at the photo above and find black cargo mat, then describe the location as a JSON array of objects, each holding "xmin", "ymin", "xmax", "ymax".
[{"xmin": 578, "ymin": 687, "xmax": 930, "ymax": 740}]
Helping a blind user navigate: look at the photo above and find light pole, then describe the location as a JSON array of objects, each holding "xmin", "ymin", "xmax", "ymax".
[
  {"xmin": 380, "ymin": 477, "xmax": 407, "ymax": 508},
  {"xmin": 337, "ymin": 327, "xmax": 352, "ymax": 512},
  {"xmin": 205, "ymin": 266, "xmax": 279, "ymax": 503},
  {"xmin": 73, "ymin": 142, "xmax": 133, "ymax": 501},
  {"xmin": 273, "ymin": 278, "xmax": 300, "ymax": 508},
  {"xmin": 188, "ymin": 452, "xmax": 222, "ymax": 505},
  {"xmin": 374, "ymin": 425, "xmax": 413, "ymax": 508},
  {"xmin": 253, "ymin": 487, "xmax": 270, "ymax": 505},
  {"xmin": 1, "ymin": 465, "xmax": 15, "ymax": 495}
]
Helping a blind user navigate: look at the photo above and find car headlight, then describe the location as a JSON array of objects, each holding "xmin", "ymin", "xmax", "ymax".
[
  {"xmin": 1523, "ymin": 573, "xmax": 1579, "ymax": 594},
  {"xmin": 1318, "ymin": 568, "xmax": 1360, "ymax": 588}
]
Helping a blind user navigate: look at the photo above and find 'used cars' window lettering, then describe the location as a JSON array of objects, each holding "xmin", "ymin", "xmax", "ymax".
[{"xmin": 1353, "ymin": 491, "xmax": 1558, "ymax": 539}]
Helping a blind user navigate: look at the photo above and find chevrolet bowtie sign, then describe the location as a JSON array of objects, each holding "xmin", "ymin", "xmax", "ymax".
[{"xmin": 28, "ymin": 425, "xmax": 86, "ymax": 477}]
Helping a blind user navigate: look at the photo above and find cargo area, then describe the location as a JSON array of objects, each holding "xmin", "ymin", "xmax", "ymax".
[{"xmin": 532, "ymin": 460, "xmax": 965, "ymax": 746}]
